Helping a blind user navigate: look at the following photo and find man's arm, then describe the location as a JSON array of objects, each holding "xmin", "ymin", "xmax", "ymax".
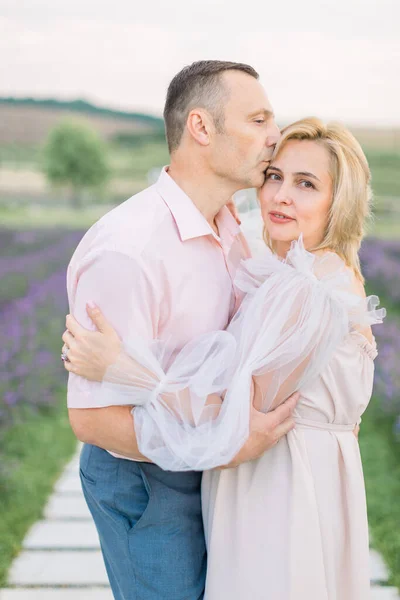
[
  {"xmin": 67, "ymin": 248, "xmax": 158, "ymax": 458},
  {"xmin": 69, "ymin": 405, "xmax": 150, "ymax": 461}
]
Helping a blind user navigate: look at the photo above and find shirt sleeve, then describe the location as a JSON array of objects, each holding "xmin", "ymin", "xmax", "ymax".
[{"xmin": 67, "ymin": 249, "xmax": 159, "ymax": 408}]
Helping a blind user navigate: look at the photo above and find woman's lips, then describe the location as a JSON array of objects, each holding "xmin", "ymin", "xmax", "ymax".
[{"xmin": 269, "ymin": 212, "xmax": 295, "ymax": 224}]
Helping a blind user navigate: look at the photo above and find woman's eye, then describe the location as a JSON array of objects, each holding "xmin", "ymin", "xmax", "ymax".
[
  {"xmin": 266, "ymin": 173, "xmax": 281, "ymax": 181},
  {"xmin": 299, "ymin": 180, "xmax": 315, "ymax": 189}
]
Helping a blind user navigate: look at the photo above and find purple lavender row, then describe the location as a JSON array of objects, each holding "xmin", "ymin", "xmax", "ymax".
[
  {"xmin": 0, "ymin": 265, "xmax": 70, "ymax": 422},
  {"xmin": 360, "ymin": 239, "xmax": 400, "ymax": 436},
  {"xmin": 360, "ymin": 238, "xmax": 400, "ymax": 304},
  {"xmin": 373, "ymin": 317, "xmax": 400, "ymax": 439},
  {"xmin": 0, "ymin": 232, "xmax": 83, "ymax": 280},
  {"xmin": 374, "ymin": 319, "xmax": 400, "ymax": 416},
  {"xmin": 0, "ymin": 229, "xmax": 61, "ymax": 257},
  {"xmin": 0, "ymin": 231, "xmax": 84, "ymax": 425},
  {"xmin": 0, "ymin": 231, "xmax": 82, "ymax": 361}
]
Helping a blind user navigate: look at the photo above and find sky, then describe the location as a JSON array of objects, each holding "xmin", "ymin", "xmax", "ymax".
[{"xmin": 1, "ymin": 0, "xmax": 399, "ymax": 126}]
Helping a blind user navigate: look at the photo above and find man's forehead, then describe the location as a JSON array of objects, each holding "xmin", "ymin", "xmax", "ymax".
[
  {"xmin": 223, "ymin": 69, "xmax": 263, "ymax": 91},
  {"xmin": 222, "ymin": 71, "xmax": 272, "ymax": 113}
]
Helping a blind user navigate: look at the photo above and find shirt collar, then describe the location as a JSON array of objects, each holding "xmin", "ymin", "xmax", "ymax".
[{"xmin": 156, "ymin": 167, "xmax": 241, "ymax": 243}]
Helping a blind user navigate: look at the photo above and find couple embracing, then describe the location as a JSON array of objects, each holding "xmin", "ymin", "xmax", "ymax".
[{"xmin": 62, "ymin": 60, "xmax": 385, "ymax": 599}]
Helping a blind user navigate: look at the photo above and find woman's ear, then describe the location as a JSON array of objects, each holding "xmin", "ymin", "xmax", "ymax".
[{"xmin": 186, "ymin": 109, "xmax": 213, "ymax": 147}]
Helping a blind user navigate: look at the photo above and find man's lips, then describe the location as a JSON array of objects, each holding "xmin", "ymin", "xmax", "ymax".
[{"xmin": 269, "ymin": 211, "xmax": 295, "ymax": 224}]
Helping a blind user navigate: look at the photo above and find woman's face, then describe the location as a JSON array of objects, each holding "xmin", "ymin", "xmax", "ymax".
[{"xmin": 259, "ymin": 139, "xmax": 334, "ymax": 255}]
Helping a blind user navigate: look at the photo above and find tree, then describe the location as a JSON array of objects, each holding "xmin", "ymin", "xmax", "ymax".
[{"xmin": 42, "ymin": 119, "xmax": 110, "ymax": 208}]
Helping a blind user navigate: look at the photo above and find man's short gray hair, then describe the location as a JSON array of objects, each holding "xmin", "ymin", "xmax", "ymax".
[{"xmin": 163, "ymin": 60, "xmax": 259, "ymax": 153}]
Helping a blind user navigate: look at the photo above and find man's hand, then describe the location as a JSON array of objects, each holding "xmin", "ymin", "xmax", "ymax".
[{"xmin": 221, "ymin": 392, "xmax": 299, "ymax": 468}]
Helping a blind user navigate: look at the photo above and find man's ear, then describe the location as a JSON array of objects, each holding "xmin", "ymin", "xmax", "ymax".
[{"xmin": 186, "ymin": 108, "xmax": 213, "ymax": 147}]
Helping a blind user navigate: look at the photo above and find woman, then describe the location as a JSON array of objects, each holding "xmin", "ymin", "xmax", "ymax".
[{"xmin": 62, "ymin": 118, "xmax": 385, "ymax": 598}]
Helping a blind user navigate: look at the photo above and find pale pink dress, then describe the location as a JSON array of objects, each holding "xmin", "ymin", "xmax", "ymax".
[{"xmin": 202, "ymin": 328, "xmax": 378, "ymax": 600}]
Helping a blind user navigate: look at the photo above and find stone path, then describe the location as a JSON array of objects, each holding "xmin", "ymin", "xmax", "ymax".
[
  {"xmin": 0, "ymin": 443, "xmax": 398, "ymax": 599},
  {"xmin": 0, "ymin": 446, "xmax": 112, "ymax": 600}
]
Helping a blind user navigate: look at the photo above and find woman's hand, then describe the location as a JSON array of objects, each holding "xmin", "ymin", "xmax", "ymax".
[
  {"xmin": 62, "ymin": 305, "xmax": 122, "ymax": 381},
  {"xmin": 226, "ymin": 197, "xmax": 241, "ymax": 225}
]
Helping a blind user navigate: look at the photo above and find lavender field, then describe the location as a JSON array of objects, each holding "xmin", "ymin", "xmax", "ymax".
[
  {"xmin": 360, "ymin": 239, "xmax": 400, "ymax": 428},
  {"xmin": 0, "ymin": 229, "xmax": 84, "ymax": 429}
]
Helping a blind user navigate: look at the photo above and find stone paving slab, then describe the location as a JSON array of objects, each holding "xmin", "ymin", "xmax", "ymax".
[
  {"xmin": 371, "ymin": 588, "xmax": 400, "ymax": 599},
  {"xmin": 371, "ymin": 549, "xmax": 391, "ymax": 583},
  {"xmin": 0, "ymin": 588, "xmax": 397, "ymax": 600},
  {"xmin": 23, "ymin": 521, "xmax": 99, "ymax": 550},
  {"xmin": 1, "ymin": 585, "xmax": 398, "ymax": 599},
  {"xmin": 54, "ymin": 472, "xmax": 83, "ymax": 495},
  {"xmin": 64, "ymin": 459, "xmax": 80, "ymax": 474},
  {"xmin": 8, "ymin": 551, "xmax": 109, "ymax": 586},
  {"xmin": 44, "ymin": 494, "xmax": 91, "ymax": 520},
  {"xmin": 60, "ymin": 450, "xmax": 81, "ymax": 475},
  {"xmin": 0, "ymin": 590, "xmax": 113, "ymax": 600}
]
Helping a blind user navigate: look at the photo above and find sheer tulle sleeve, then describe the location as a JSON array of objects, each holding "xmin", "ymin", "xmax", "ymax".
[
  {"xmin": 228, "ymin": 237, "xmax": 385, "ymax": 415},
  {"xmin": 96, "ymin": 236, "xmax": 385, "ymax": 471},
  {"xmin": 96, "ymin": 330, "xmax": 249, "ymax": 471}
]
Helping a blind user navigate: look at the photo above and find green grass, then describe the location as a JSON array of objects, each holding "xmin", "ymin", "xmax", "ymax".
[
  {"xmin": 368, "ymin": 212, "xmax": 400, "ymax": 239},
  {"xmin": 0, "ymin": 395, "xmax": 77, "ymax": 586},
  {"xmin": 360, "ymin": 401, "xmax": 400, "ymax": 588},
  {"xmin": 2, "ymin": 140, "xmax": 399, "ymax": 195},
  {"xmin": 366, "ymin": 150, "xmax": 400, "ymax": 198},
  {"xmin": 0, "ymin": 139, "xmax": 169, "ymax": 183},
  {"xmin": 360, "ymin": 295, "xmax": 400, "ymax": 588},
  {"xmin": 1, "ymin": 141, "xmax": 399, "ymax": 233},
  {"xmin": 0, "ymin": 143, "xmax": 41, "ymax": 168},
  {"xmin": 109, "ymin": 140, "xmax": 169, "ymax": 179},
  {"xmin": 0, "ymin": 204, "xmax": 114, "ymax": 229},
  {"xmin": 1, "ymin": 203, "xmax": 399, "ymax": 239}
]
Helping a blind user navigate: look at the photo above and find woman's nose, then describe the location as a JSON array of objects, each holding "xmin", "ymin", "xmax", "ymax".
[{"xmin": 273, "ymin": 185, "xmax": 292, "ymax": 205}]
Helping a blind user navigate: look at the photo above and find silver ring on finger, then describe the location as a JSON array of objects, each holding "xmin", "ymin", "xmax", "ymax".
[{"xmin": 61, "ymin": 347, "xmax": 70, "ymax": 362}]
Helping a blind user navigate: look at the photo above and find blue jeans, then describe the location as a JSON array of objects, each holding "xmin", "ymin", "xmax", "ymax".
[{"xmin": 80, "ymin": 444, "xmax": 206, "ymax": 600}]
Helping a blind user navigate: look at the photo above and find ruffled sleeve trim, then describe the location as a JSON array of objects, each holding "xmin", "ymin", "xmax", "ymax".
[{"xmin": 235, "ymin": 234, "xmax": 386, "ymax": 330}]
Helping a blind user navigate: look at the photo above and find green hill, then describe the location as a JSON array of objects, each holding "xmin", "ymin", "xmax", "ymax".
[
  {"xmin": 0, "ymin": 97, "xmax": 164, "ymax": 127},
  {"xmin": 0, "ymin": 97, "xmax": 165, "ymax": 145}
]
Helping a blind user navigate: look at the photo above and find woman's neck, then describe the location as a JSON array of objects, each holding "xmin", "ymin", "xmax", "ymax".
[
  {"xmin": 274, "ymin": 238, "xmax": 331, "ymax": 259},
  {"xmin": 275, "ymin": 241, "xmax": 292, "ymax": 259}
]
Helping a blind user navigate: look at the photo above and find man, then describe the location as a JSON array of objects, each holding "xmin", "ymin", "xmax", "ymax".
[{"xmin": 65, "ymin": 60, "xmax": 298, "ymax": 600}]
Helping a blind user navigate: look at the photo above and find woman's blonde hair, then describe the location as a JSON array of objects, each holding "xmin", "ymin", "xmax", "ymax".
[{"xmin": 263, "ymin": 117, "xmax": 372, "ymax": 282}]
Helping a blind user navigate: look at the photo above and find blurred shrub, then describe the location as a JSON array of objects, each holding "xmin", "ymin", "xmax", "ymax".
[{"xmin": 42, "ymin": 119, "xmax": 110, "ymax": 208}]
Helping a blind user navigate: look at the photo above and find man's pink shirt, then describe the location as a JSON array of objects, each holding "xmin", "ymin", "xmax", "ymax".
[{"xmin": 67, "ymin": 167, "xmax": 251, "ymax": 408}]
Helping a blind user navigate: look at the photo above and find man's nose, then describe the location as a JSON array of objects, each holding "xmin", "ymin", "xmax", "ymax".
[{"xmin": 266, "ymin": 123, "xmax": 281, "ymax": 147}]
